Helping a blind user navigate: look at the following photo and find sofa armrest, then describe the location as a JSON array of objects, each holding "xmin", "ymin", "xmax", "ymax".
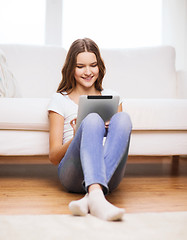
[{"xmin": 176, "ymin": 71, "xmax": 187, "ymax": 98}]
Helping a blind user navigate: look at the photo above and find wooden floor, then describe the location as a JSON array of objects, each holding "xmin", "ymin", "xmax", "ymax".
[{"xmin": 0, "ymin": 155, "xmax": 187, "ymax": 215}]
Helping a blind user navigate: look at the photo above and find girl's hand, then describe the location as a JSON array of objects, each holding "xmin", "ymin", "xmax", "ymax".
[
  {"xmin": 70, "ymin": 118, "xmax": 77, "ymax": 136},
  {"xmin": 105, "ymin": 120, "xmax": 110, "ymax": 129}
]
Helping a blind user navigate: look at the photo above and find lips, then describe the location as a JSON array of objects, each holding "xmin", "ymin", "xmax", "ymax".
[{"xmin": 82, "ymin": 76, "xmax": 93, "ymax": 81}]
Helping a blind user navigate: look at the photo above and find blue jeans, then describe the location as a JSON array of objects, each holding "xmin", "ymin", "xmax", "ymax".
[{"xmin": 58, "ymin": 112, "xmax": 132, "ymax": 194}]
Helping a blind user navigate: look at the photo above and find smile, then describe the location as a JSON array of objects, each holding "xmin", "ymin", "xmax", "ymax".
[{"xmin": 82, "ymin": 76, "xmax": 93, "ymax": 81}]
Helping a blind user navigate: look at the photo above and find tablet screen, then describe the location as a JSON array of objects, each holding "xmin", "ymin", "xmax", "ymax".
[{"xmin": 76, "ymin": 95, "xmax": 119, "ymax": 132}]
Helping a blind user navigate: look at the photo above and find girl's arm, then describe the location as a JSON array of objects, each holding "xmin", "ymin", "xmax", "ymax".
[
  {"xmin": 48, "ymin": 111, "xmax": 73, "ymax": 165},
  {"xmin": 118, "ymin": 103, "xmax": 123, "ymax": 112}
]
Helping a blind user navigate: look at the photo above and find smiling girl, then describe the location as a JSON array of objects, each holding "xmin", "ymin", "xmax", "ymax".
[{"xmin": 48, "ymin": 38, "xmax": 132, "ymax": 221}]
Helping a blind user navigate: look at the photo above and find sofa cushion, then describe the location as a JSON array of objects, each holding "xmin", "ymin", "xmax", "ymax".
[
  {"xmin": 0, "ymin": 98, "xmax": 50, "ymax": 131},
  {"xmin": 1, "ymin": 98, "xmax": 187, "ymax": 132},
  {"xmin": 0, "ymin": 49, "xmax": 21, "ymax": 98},
  {"xmin": 0, "ymin": 45, "xmax": 66, "ymax": 98},
  {"xmin": 101, "ymin": 46, "xmax": 177, "ymax": 99},
  {"xmin": 123, "ymin": 99, "xmax": 187, "ymax": 130}
]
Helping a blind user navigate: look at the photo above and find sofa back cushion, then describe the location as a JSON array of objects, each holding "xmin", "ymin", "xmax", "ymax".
[
  {"xmin": 0, "ymin": 44, "xmax": 66, "ymax": 98},
  {"xmin": 0, "ymin": 45, "xmax": 177, "ymax": 99},
  {"xmin": 101, "ymin": 46, "xmax": 177, "ymax": 98},
  {"xmin": 0, "ymin": 49, "xmax": 22, "ymax": 98}
]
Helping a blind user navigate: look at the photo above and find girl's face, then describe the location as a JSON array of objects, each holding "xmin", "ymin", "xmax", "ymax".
[{"xmin": 74, "ymin": 52, "xmax": 99, "ymax": 90}]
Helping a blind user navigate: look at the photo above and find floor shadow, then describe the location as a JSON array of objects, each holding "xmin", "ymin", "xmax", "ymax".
[{"xmin": 125, "ymin": 159, "xmax": 187, "ymax": 177}]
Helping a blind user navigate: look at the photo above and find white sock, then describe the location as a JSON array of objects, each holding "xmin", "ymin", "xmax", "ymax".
[
  {"xmin": 88, "ymin": 189, "xmax": 125, "ymax": 221},
  {"xmin": 69, "ymin": 194, "xmax": 89, "ymax": 216}
]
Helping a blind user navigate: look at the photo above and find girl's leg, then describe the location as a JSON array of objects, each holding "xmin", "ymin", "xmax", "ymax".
[
  {"xmin": 59, "ymin": 113, "xmax": 107, "ymax": 216},
  {"xmin": 87, "ymin": 112, "xmax": 132, "ymax": 221},
  {"xmin": 58, "ymin": 113, "xmax": 107, "ymax": 193},
  {"xmin": 104, "ymin": 111, "xmax": 132, "ymax": 191}
]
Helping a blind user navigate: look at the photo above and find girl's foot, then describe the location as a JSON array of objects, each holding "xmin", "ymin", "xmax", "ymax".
[
  {"xmin": 69, "ymin": 194, "xmax": 89, "ymax": 216},
  {"xmin": 88, "ymin": 189, "xmax": 125, "ymax": 221}
]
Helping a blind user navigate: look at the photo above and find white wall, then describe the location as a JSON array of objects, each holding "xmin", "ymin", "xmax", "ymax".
[
  {"xmin": 162, "ymin": 0, "xmax": 187, "ymax": 71},
  {"xmin": 44, "ymin": 0, "xmax": 187, "ymax": 72},
  {"xmin": 45, "ymin": 0, "xmax": 62, "ymax": 45}
]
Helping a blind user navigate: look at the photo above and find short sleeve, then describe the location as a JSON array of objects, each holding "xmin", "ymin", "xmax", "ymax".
[{"xmin": 48, "ymin": 93, "xmax": 65, "ymax": 117}]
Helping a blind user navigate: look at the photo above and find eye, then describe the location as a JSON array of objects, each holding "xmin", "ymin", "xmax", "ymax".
[
  {"xmin": 76, "ymin": 65, "xmax": 84, "ymax": 69},
  {"xmin": 91, "ymin": 63, "xmax": 98, "ymax": 67}
]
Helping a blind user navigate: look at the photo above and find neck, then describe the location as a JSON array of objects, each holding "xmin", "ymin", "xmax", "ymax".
[
  {"xmin": 68, "ymin": 86, "xmax": 102, "ymax": 105},
  {"xmin": 74, "ymin": 85, "xmax": 101, "ymax": 96}
]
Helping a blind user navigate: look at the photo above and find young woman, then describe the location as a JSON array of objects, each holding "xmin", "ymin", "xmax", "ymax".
[{"xmin": 48, "ymin": 38, "xmax": 132, "ymax": 221}]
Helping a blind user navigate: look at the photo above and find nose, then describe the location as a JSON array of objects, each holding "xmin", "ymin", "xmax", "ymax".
[{"xmin": 84, "ymin": 66, "xmax": 91, "ymax": 75}]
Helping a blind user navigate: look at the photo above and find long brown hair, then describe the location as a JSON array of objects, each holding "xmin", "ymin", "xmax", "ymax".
[{"xmin": 57, "ymin": 38, "xmax": 106, "ymax": 94}]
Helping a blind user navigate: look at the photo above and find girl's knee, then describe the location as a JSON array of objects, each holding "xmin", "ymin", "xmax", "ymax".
[
  {"xmin": 58, "ymin": 167, "xmax": 85, "ymax": 193},
  {"xmin": 112, "ymin": 112, "xmax": 132, "ymax": 132},
  {"xmin": 82, "ymin": 113, "xmax": 105, "ymax": 130}
]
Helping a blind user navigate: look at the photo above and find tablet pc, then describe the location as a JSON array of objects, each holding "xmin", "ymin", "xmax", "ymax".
[{"xmin": 76, "ymin": 95, "xmax": 119, "ymax": 132}]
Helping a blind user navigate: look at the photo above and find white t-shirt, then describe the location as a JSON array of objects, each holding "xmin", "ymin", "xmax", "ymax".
[{"xmin": 48, "ymin": 89, "xmax": 122, "ymax": 144}]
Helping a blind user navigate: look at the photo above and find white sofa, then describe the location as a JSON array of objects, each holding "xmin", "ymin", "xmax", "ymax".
[{"xmin": 0, "ymin": 44, "xmax": 187, "ymax": 157}]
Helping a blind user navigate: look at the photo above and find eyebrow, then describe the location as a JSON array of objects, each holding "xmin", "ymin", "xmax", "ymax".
[{"xmin": 76, "ymin": 61, "xmax": 98, "ymax": 65}]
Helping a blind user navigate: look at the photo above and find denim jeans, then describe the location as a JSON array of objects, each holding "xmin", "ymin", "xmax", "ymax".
[{"xmin": 58, "ymin": 112, "xmax": 132, "ymax": 194}]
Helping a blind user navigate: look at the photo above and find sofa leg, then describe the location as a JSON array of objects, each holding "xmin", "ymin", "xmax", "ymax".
[{"xmin": 171, "ymin": 155, "xmax": 180, "ymax": 176}]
